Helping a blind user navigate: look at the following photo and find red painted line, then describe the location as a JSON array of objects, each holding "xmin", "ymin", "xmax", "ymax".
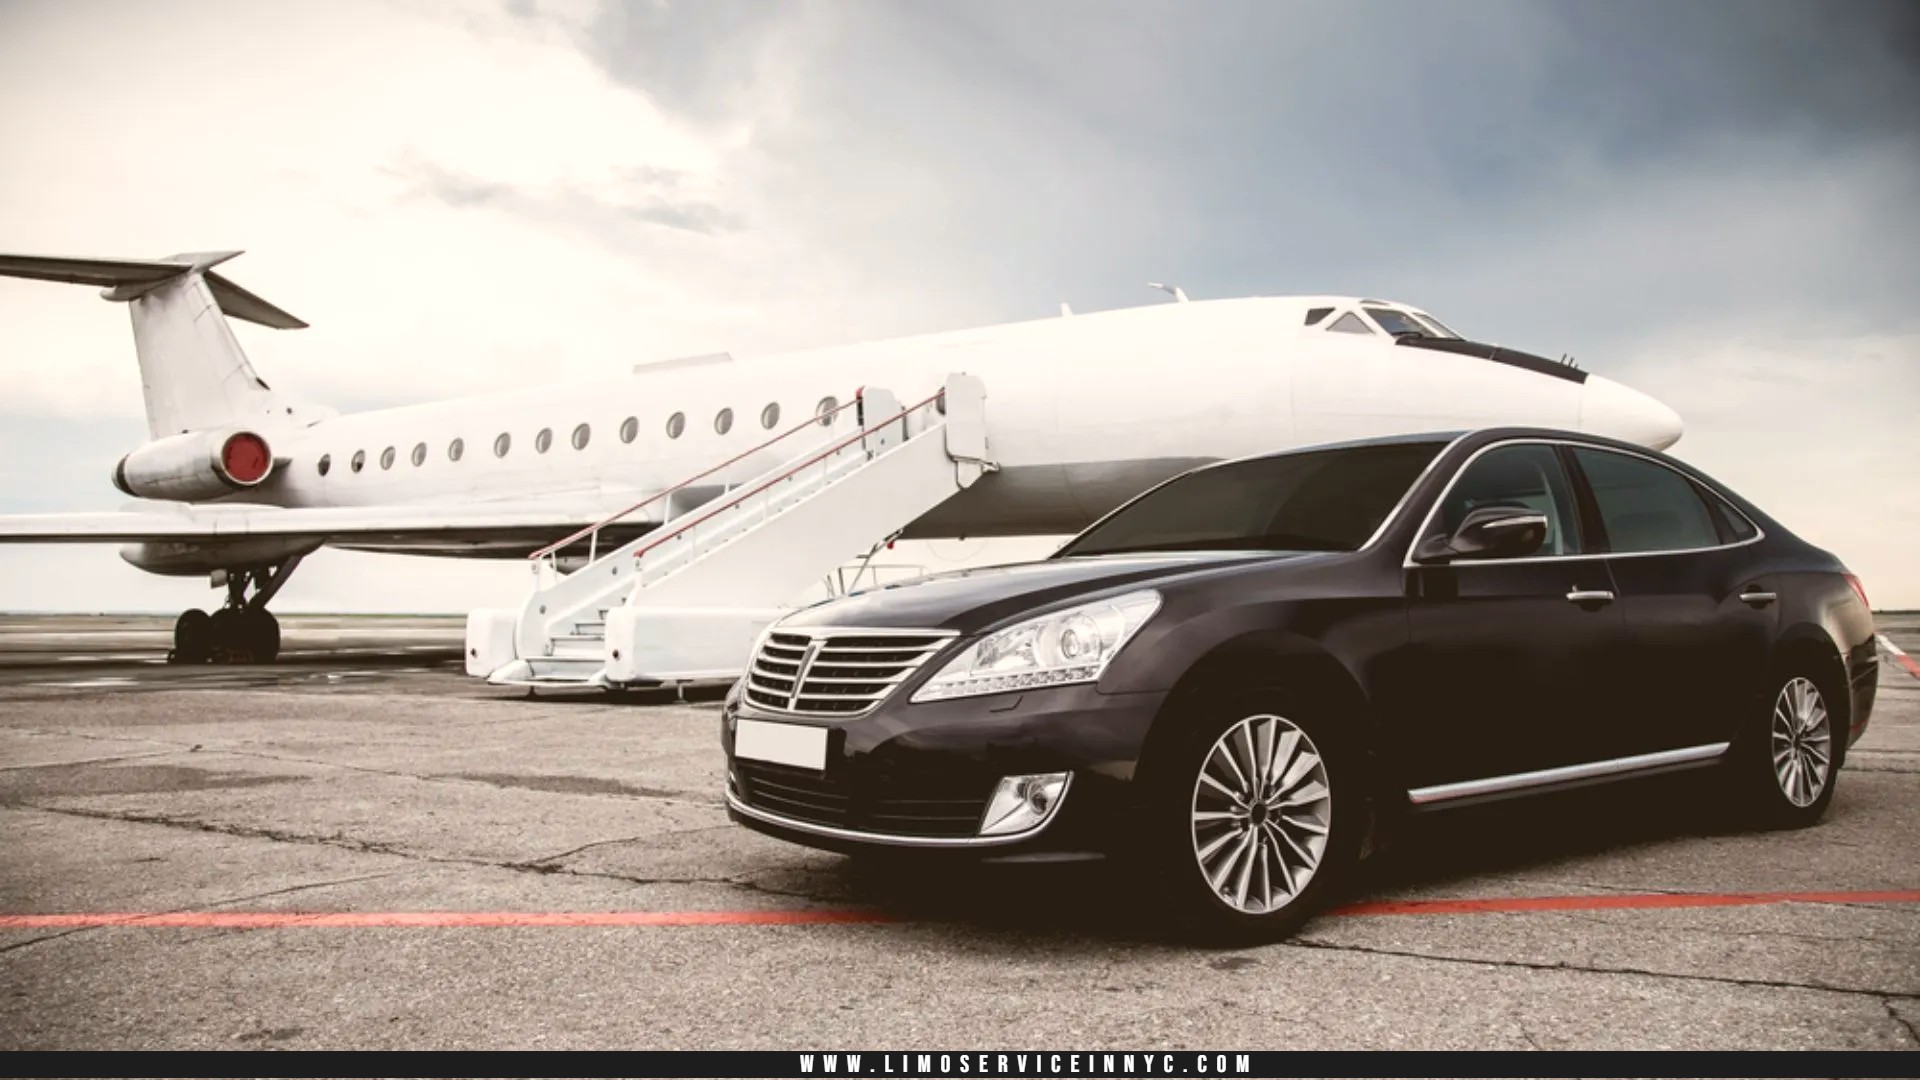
[
  {"xmin": 0, "ymin": 909, "xmax": 896, "ymax": 929},
  {"xmin": 1880, "ymin": 634, "xmax": 1920, "ymax": 679},
  {"xmin": 2, "ymin": 889, "xmax": 1917, "ymax": 930}
]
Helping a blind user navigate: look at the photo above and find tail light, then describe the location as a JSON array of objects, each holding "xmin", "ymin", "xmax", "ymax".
[{"xmin": 1843, "ymin": 572, "xmax": 1870, "ymax": 610}]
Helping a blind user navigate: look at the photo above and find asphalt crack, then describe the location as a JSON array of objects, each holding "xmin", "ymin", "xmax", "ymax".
[
  {"xmin": 1284, "ymin": 934, "xmax": 1920, "ymax": 1001},
  {"xmin": 9, "ymin": 802, "xmax": 849, "ymax": 913},
  {"xmin": 1888, "ymin": 998, "xmax": 1920, "ymax": 1046},
  {"xmin": 0, "ymin": 869, "xmax": 407, "ymax": 957}
]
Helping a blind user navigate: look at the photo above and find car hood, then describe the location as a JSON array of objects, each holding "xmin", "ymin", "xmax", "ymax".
[{"xmin": 779, "ymin": 551, "xmax": 1317, "ymax": 635}]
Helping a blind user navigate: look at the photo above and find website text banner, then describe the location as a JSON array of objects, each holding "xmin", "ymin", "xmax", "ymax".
[{"xmin": 17, "ymin": 1048, "xmax": 1905, "ymax": 1077}]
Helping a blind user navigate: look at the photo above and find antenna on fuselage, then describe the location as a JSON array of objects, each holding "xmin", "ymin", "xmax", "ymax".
[
  {"xmin": 1060, "ymin": 302, "xmax": 1073, "ymax": 316},
  {"xmin": 1148, "ymin": 282, "xmax": 1189, "ymax": 303}
]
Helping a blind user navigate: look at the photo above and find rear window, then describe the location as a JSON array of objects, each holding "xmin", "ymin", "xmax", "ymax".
[
  {"xmin": 1572, "ymin": 448, "xmax": 1721, "ymax": 554},
  {"xmin": 1057, "ymin": 441, "xmax": 1445, "ymax": 557}
]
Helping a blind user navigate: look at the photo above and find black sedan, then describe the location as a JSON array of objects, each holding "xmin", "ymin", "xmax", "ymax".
[{"xmin": 722, "ymin": 428, "xmax": 1879, "ymax": 940}]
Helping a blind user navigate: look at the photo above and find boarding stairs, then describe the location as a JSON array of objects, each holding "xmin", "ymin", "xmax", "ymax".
[{"xmin": 466, "ymin": 373, "xmax": 992, "ymax": 688}]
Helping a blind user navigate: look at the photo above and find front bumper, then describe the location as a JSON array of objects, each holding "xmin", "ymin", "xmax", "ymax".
[{"xmin": 721, "ymin": 681, "xmax": 1168, "ymax": 860}]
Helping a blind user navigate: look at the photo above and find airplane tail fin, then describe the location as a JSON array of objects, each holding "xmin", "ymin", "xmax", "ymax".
[{"xmin": 0, "ymin": 251, "xmax": 306, "ymax": 438}]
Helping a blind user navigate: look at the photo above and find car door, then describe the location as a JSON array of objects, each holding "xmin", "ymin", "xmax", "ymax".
[
  {"xmin": 1402, "ymin": 442, "xmax": 1630, "ymax": 789},
  {"xmin": 1566, "ymin": 446, "xmax": 1776, "ymax": 755}
]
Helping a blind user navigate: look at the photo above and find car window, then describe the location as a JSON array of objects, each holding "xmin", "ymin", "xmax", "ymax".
[
  {"xmin": 1572, "ymin": 448, "xmax": 1721, "ymax": 554},
  {"xmin": 1697, "ymin": 484, "xmax": 1759, "ymax": 542},
  {"xmin": 1056, "ymin": 441, "xmax": 1445, "ymax": 557},
  {"xmin": 1436, "ymin": 444, "xmax": 1583, "ymax": 556}
]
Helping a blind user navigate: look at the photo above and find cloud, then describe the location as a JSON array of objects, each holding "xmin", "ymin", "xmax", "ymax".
[{"xmin": 0, "ymin": 0, "xmax": 1914, "ymax": 608}]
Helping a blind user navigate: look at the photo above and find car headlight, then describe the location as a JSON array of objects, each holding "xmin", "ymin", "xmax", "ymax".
[{"xmin": 910, "ymin": 590, "xmax": 1161, "ymax": 703}]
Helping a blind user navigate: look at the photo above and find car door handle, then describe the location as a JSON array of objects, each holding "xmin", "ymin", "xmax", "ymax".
[
  {"xmin": 1738, "ymin": 588, "xmax": 1777, "ymax": 607},
  {"xmin": 1566, "ymin": 589, "xmax": 1615, "ymax": 605}
]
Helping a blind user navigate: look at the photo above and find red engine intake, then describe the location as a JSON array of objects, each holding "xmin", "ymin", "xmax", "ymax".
[{"xmin": 113, "ymin": 428, "xmax": 276, "ymax": 501}]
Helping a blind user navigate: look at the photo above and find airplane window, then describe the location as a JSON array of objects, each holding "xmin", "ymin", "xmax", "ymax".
[
  {"xmin": 619, "ymin": 416, "xmax": 638, "ymax": 444},
  {"xmin": 448, "ymin": 437, "xmax": 464, "ymax": 462},
  {"xmin": 411, "ymin": 443, "xmax": 426, "ymax": 467},
  {"xmin": 1326, "ymin": 312, "xmax": 1373, "ymax": 334},
  {"xmin": 666, "ymin": 412, "xmax": 686, "ymax": 439},
  {"xmin": 715, "ymin": 408, "xmax": 734, "ymax": 435},
  {"xmin": 1304, "ymin": 307, "xmax": 1333, "ymax": 326},
  {"xmin": 1410, "ymin": 312, "xmax": 1461, "ymax": 338},
  {"xmin": 350, "ymin": 450, "xmax": 365, "ymax": 473},
  {"xmin": 317, "ymin": 454, "xmax": 331, "ymax": 477},
  {"xmin": 494, "ymin": 433, "xmax": 511, "ymax": 458},
  {"xmin": 760, "ymin": 403, "xmax": 781, "ymax": 430},
  {"xmin": 1362, "ymin": 307, "xmax": 1432, "ymax": 337},
  {"xmin": 816, "ymin": 396, "xmax": 839, "ymax": 427},
  {"xmin": 380, "ymin": 446, "xmax": 396, "ymax": 470},
  {"xmin": 535, "ymin": 427, "xmax": 553, "ymax": 454},
  {"xmin": 572, "ymin": 423, "xmax": 590, "ymax": 450}
]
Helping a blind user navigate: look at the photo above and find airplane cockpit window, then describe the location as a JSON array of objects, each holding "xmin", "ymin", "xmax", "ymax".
[
  {"xmin": 1362, "ymin": 307, "xmax": 1431, "ymax": 338},
  {"xmin": 1410, "ymin": 312, "xmax": 1460, "ymax": 338},
  {"xmin": 1304, "ymin": 307, "xmax": 1333, "ymax": 326},
  {"xmin": 1326, "ymin": 312, "xmax": 1374, "ymax": 334}
]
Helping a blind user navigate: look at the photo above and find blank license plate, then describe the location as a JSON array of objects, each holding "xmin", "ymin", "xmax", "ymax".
[{"xmin": 734, "ymin": 718, "xmax": 828, "ymax": 771}]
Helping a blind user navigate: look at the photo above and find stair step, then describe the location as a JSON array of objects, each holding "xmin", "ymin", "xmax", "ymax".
[{"xmin": 573, "ymin": 621, "xmax": 605, "ymax": 634}]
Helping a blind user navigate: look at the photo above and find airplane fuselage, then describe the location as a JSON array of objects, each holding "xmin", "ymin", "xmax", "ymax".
[{"xmin": 212, "ymin": 295, "xmax": 1675, "ymax": 565}]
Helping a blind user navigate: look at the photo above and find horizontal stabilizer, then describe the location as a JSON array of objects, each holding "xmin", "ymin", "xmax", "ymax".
[{"xmin": 0, "ymin": 250, "xmax": 305, "ymax": 329}]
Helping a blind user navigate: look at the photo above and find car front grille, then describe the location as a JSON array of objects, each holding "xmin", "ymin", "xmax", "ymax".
[
  {"xmin": 733, "ymin": 760, "xmax": 993, "ymax": 838},
  {"xmin": 743, "ymin": 628, "xmax": 954, "ymax": 716}
]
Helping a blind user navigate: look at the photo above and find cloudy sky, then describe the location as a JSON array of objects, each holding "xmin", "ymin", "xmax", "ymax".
[{"xmin": 0, "ymin": 0, "xmax": 1915, "ymax": 611}]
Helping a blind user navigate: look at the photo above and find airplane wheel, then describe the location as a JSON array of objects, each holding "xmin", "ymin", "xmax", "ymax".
[
  {"xmin": 242, "ymin": 609, "xmax": 281, "ymax": 663},
  {"xmin": 172, "ymin": 609, "xmax": 213, "ymax": 664},
  {"xmin": 208, "ymin": 607, "xmax": 246, "ymax": 663}
]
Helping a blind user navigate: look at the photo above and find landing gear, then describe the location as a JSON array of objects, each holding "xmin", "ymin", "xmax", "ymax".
[{"xmin": 167, "ymin": 556, "xmax": 300, "ymax": 665}]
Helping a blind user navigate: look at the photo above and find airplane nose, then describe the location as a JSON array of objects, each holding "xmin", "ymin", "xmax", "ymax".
[{"xmin": 1579, "ymin": 375, "xmax": 1684, "ymax": 450}]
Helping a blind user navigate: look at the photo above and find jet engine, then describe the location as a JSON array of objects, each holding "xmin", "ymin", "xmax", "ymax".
[{"xmin": 112, "ymin": 429, "xmax": 274, "ymax": 501}]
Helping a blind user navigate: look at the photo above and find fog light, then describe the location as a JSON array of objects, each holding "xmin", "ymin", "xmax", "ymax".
[{"xmin": 978, "ymin": 772, "xmax": 1071, "ymax": 837}]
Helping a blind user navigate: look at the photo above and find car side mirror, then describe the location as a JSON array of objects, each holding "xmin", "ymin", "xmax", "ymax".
[{"xmin": 1413, "ymin": 505, "xmax": 1549, "ymax": 564}]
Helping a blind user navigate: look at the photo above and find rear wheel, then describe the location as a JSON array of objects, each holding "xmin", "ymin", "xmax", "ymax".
[
  {"xmin": 1144, "ymin": 692, "xmax": 1360, "ymax": 943},
  {"xmin": 1728, "ymin": 669, "xmax": 1841, "ymax": 829}
]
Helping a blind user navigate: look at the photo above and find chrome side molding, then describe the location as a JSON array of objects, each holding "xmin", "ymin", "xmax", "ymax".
[{"xmin": 1408, "ymin": 742, "xmax": 1732, "ymax": 808}]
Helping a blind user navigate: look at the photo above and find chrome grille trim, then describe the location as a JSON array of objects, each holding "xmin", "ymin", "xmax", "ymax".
[{"xmin": 743, "ymin": 626, "xmax": 956, "ymax": 717}]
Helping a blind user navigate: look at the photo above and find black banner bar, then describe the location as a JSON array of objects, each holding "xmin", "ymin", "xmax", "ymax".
[{"xmin": 1, "ymin": 1048, "xmax": 1910, "ymax": 1078}]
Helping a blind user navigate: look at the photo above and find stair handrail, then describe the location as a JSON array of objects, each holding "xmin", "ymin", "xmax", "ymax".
[
  {"xmin": 628, "ymin": 389, "xmax": 947, "ymax": 565},
  {"xmin": 528, "ymin": 392, "xmax": 866, "ymax": 563}
]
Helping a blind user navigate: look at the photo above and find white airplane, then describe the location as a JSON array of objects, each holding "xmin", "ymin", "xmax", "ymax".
[{"xmin": 0, "ymin": 250, "xmax": 1682, "ymax": 667}]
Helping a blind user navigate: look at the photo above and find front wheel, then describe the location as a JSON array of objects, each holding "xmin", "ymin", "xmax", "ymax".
[{"xmin": 1144, "ymin": 694, "xmax": 1361, "ymax": 943}]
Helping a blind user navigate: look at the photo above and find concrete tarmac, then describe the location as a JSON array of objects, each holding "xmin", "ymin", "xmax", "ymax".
[{"xmin": 0, "ymin": 613, "xmax": 1916, "ymax": 1050}]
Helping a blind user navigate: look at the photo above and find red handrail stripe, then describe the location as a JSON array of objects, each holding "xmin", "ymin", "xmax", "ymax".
[
  {"xmin": 528, "ymin": 393, "xmax": 864, "ymax": 560},
  {"xmin": 630, "ymin": 391, "xmax": 945, "ymax": 563}
]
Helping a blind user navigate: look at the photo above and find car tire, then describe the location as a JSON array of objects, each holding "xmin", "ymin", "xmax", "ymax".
[
  {"xmin": 1141, "ymin": 689, "xmax": 1362, "ymax": 944},
  {"xmin": 1725, "ymin": 666, "xmax": 1843, "ymax": 830}
]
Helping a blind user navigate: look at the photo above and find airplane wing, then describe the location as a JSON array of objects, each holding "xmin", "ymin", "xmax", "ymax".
[{"xmin": 0, "ymin": 495, "xmax": 667, "ymax": 556}]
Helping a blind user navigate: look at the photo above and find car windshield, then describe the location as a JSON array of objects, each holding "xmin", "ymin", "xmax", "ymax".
[{"xmin": 1056, "ymin": 441, "xmax": 1447, "ymax": 557}]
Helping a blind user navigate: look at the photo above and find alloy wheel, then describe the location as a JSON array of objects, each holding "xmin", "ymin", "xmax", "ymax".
[
  {"xmin": 1189, "ymin": 714, "xmax": 1333, "ymax": 915},
  {"xmin": 1770, "ymin": 676, "xmax": 1832, "ymax": 808}
]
